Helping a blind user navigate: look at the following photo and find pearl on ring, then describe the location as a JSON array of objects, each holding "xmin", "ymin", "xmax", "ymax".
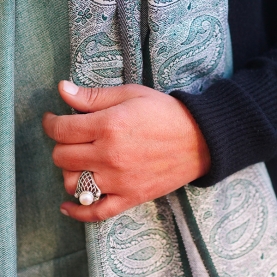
[{"xmin": 79, "ymin": 191, "xmax": 94, "ymax": 206}]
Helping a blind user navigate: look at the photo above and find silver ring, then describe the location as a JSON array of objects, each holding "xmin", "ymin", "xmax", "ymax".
[{"xmin": 74, "ymin": 171, "xmax": 101, "ymax": 206}]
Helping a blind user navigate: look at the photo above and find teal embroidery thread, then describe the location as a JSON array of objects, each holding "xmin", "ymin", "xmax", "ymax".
[
  {"xmin": 67, "ymin": 0, "xmax": 277, "ymax": 276},
  {"xmin": 157, "ymin": 15, "xmax": 224, "ymax": 91},
  {"xmin": 209, "ymin": 179, "xmax": 268, "ymax": 259},
  {"xmin": 106, "ymin": 215, "xmax": 175, "ymax": 276},
  {"xmin": 72, "ymin": 32, "xmax": 124, "ymax": 87}
]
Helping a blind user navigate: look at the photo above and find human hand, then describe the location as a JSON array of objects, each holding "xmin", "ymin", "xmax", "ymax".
[{"xmin": 42, "ymin": 81, "xmax": 210, "ymax": 222}]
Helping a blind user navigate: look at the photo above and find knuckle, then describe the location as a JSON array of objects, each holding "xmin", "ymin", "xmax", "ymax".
[
  {"xmin": 101, "ymin": 123, "xmax": 129, "ymax": 169},
  {"xmin": 104, "ymin": 121, "xmax": 118, "ymax": 142},
  {"xmin": 105, "ymin": 150, "xmax": 124, "ymax": 169},
  {"xmin": 82, "ymin": 87, "xmax": 102, "ymax": 110},
  {"xmin": 103, "ymin": 110, "xmax": 128, "ymax": 139},
  {"xmin": 53, "ymin": 119, "xmax": 66, "ymax": 142},
  {"xmin": 100, "ymin": 118, "xmax": 120, "ymax": 144}
]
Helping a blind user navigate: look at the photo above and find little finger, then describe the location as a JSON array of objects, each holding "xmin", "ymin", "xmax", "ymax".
[{"xmin": 60, "ymin": 194, "xmax": 131, "ymax": 222}]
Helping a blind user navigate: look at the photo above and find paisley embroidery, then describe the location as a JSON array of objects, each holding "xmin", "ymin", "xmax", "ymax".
[
  {"xmin": 75, "ymin": 8, "xmax": 92, "ymax": 25},
  {"xmin": 107, "ymin": 215, "xmax": 174, "ymax": 276},
  {"xmin": 72, "ymin": 32, "xmax": 123, "ymax": 86},
  {"xmin": 170, "ymin": 164, "xmax": 277, "ymax": 276},
  {"xmin": 69, "ymin": 1, "xmax": 124, "ymax": 87},
  {"xmin": 148, "ymin": 1, "xmax": 228, "ymax": 93},
  {"xmin": 88, "ymin": 199, "xmax": 186, "ymax": 276},
  {"xmin": 69, "ymin": 0, "xmax": 277, "ymax": 275},
  {"xmin": 157, "ymin": 15, "xmax": 224, "ymax": 91},
  {"xmin": 148, "ymin": 0, "xmax": 180, "ymax": 7},
  {"xmin": 210, "ymin": 179, "xmax": 268, "ymax": 259},
  {"xmin": 66, "ymin": 0, "xmax": 277, "ymax": 276}
]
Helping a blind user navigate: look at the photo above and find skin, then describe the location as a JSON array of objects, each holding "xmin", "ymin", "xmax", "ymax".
[{"xmin": 42, "ymin": 80, "xmax": 211, "ymax": 222}]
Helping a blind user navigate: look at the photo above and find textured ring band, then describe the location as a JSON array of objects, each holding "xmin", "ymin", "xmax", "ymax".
[{"xmin": 74, "ymin": 171, "xmax": 101, "ymax": 205}]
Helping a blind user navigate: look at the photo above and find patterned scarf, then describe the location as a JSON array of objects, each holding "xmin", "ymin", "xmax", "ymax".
[{"xmin": 68, "ymin": 1, "xmax": 277, "ymax": 276}]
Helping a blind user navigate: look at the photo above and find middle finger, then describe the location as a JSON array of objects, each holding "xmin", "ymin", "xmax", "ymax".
[{"xmin": 52, "ymin": 143, "xmax": 101, "ymax": 171}]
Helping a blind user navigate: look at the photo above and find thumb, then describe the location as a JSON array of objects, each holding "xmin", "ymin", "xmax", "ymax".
[{"xmin": 58, "ymin": 80, "xmax": 141, "ymax": 113}]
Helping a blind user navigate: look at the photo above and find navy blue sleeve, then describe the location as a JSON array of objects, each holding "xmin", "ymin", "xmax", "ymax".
[{"xmin": 170, "ymin": 49, "xmax": 277, "ymax": 187}]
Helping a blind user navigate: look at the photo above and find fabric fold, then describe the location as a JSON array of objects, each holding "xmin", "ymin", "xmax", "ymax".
[
  {"xmin": 68, "ymin": 1, "xmax": 277, "ymax": 276},
  {"xmin": 0, "ymin": 1, "xmax": 17, "ymax": 276}
]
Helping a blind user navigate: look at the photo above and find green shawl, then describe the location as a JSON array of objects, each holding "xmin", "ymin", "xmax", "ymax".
[
  {"xmin": 1, "ymin": 0, "xmax": 277, "ymax": 276},
  {"xmin": 69, "ymin": 0, "xmax": 277, "ymax": 276}
]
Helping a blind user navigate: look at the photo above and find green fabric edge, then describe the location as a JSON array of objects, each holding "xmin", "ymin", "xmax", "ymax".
[
  {"xmin": 173, "ymin": 217, "xmax": 193, "ymax": 277},
  {"xmin": 0, "ymin": 1, "xmax": 17, "ymax": 276},
  {"xmin": 176, "ymin": 188, "xmax": 219, "ymax": 276}
]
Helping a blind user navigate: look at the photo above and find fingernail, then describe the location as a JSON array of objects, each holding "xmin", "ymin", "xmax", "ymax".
[
  {"xmin": 62, "ymin": 80, "xmax": 79, "ymax": 95},
  {"xmin": 60, "ymin": 208, "xmax": 69, "ymax": 216}
]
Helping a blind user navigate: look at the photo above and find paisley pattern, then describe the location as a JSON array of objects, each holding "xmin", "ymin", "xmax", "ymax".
[
  {"xmin": 72, "ymin": 32, "xmax": 123, "ymax": 86},
  {"xmin": 69, "ymin": 0, "xmax": 123, "ymax": 87},
  {"xmin": 86, "ymin": 199, "xmax": 185, "ymax": 276},
  {"xmin": 157, "ymin": 15, "xmax": 224, "ymax": 91},
  {"xmin": 69, "ymin": 0, "xmax": 229, "ymax": 92},
  {"xmin": 148, "ymin": 0, "xmax": 180, "ymax": 7},
  {"xmin": 116, "ymin": 0, "xmax": 143, "ymax": 84},
  {"xmin": 148, "ymin": 0, "xmax": 228, "ymax": 93},
  {"xmin": 209, "ymin": 179, "xmax": 268, "ymax": 259},
  {"xmin": 107, "ymin": 215, "xmax": 174, "ymax": 276},
  {"xmin": 168, "ymin": 163, "xmax": 277, "ymax": 276},
  {"xmin": 69, "ymin": 0, "xmax": 277, "ymax": 276}
]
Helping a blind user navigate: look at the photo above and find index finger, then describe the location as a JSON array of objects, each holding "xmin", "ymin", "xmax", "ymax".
[{"xmin": 42, "ymin": 112, "xmax": 102, "ymax": 144}]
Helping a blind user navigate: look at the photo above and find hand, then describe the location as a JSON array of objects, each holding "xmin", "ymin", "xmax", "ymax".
[{"xmin": 42, "ymin": 81, "xmax": 210, "ymax": 222}]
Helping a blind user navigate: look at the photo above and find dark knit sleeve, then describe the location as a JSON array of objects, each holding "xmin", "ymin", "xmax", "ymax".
[{"xmin": 170, "ymin": 49, "xmax": 277, "ymax": 187}]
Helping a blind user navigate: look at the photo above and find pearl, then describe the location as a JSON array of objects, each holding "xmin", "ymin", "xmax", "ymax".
[{"xmin": 79, "ymin": 191, "xmax": 94, "ymax": 206}]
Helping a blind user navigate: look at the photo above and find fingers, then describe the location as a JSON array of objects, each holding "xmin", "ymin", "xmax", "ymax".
[
  {"xmin": 63, "ymin": 170, "xmax": 109, "ymax": 195},
  {"xmin": 42, "ymin": 112, "xmax": 105, "ymax": 144},
  {"xmin": 58, "ymin": 81, "xmax": 144, "ymax": 113},
  {"xmin": 62, "ymin": 169, "xmax": 133, "ymax": 222},
  {"xmin": 52, "ymin": 143, "xmax": 102, "ymax": 171},
  {"xmin": 60, "ymin": 194, "xmax": 130, "ymax": 222}
]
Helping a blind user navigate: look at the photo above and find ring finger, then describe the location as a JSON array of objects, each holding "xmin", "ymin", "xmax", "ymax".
[{"xmin": 62, "ymin": 170, "xmax": 109, "ymax": 196}]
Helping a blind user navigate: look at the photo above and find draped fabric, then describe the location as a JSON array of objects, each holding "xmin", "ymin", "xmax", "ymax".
[
  {"xmin": 69, "ymin": 1, "xmax": 277, "ymax": 276},
  {"xmin": 0, "ymin": 1, "xmax": 17, "ymax": 276},
  {"xmin": 1, "ymin": 0, "xmax": 277, "ymax": 276},
  {"xmin": 69, "ymin": 0, "xmax": 226, "ymax": 276},
  {"xmin": 15, "ymin": 1, "xmax": 89, "ymax": 275},
  {"xmin": 0, "ymin": 1, "xmax": 89, "ymax": 275}
]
